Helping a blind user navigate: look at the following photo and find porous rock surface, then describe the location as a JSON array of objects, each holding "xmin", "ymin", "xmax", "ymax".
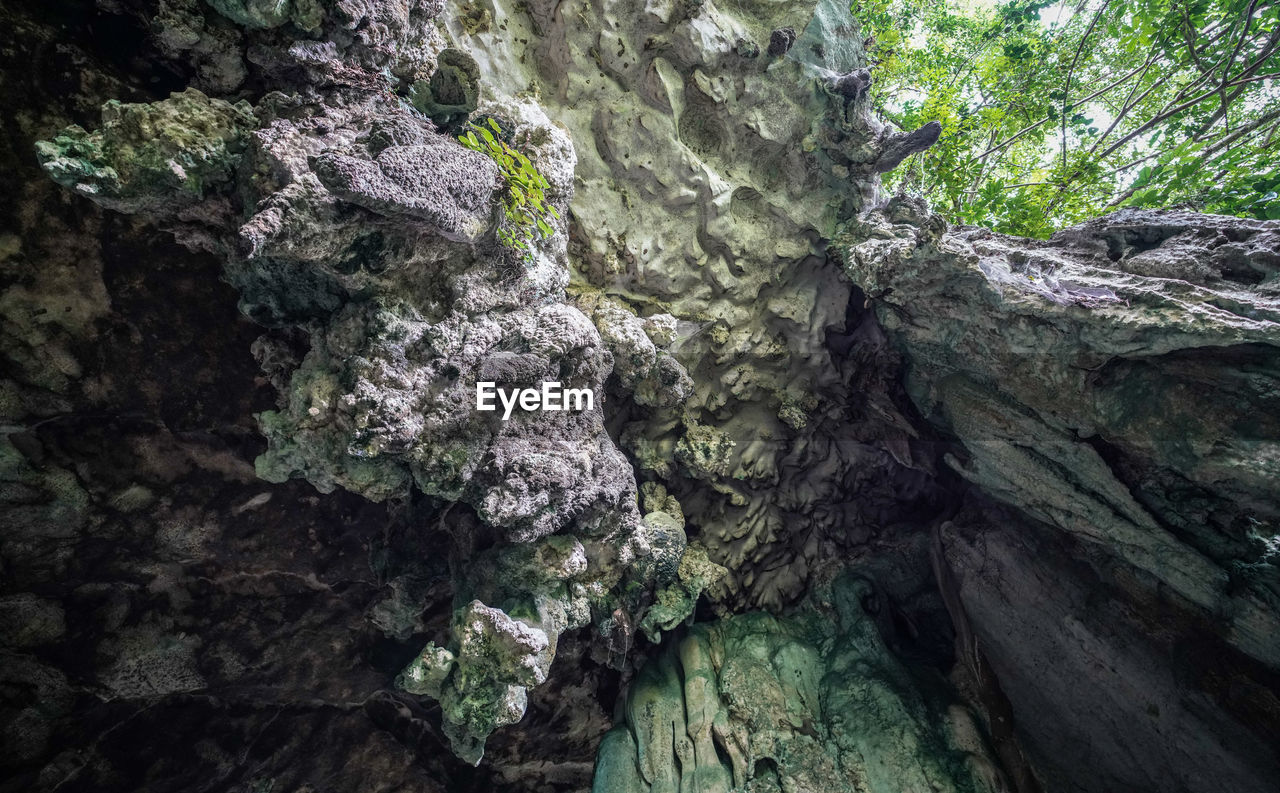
[
  {"xmin": 25, "ymin": 0, "xmax": 702, "ymax": 771},
  {"xmin": 5, "ymin": 0, "xmax": 1280, "ymax": 792},
  {"xmin": 450, "ymin": 0, "xmax": 946, "ymax": 610}
]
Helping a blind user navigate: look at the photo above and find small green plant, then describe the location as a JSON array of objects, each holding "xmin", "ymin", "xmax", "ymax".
[{"xmin": 458, "ymin": 118, "xmax": 560, "ymax": 259}]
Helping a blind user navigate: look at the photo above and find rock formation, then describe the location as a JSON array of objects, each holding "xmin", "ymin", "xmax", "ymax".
[
  {"xmin": 448, "ymin": 0, "xmax": 947, "ymax": 612},
  {"xmin": 593, "ymin": 573, "xmax": 1005, "ymax": 793},
  {"xmin": 2, "ymin": 0, "xmax": 1278, "ymax": 792},
  {"xmin": 843, "ymin": 200, "xmax": 1280, "ymax": 792}
]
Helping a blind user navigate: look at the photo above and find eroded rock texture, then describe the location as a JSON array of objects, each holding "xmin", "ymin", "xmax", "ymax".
[
  {"xmin": 17, "ymin": 0, "xmax": 701, "ymax": 775},
  {"xmin": 450, "ymin": 0, "xmax": 946, "ymax": 610},
  {"xmin": 844, "ymin": 201, "xmax": 1280, "ymax": 792},
  {"xmin": 593, "ymin": 573, "xmax": 1004, "ymax": 793},
  {"xmin": 5, "ymin": 0, "xmax": 1280, "ymax": 792}
]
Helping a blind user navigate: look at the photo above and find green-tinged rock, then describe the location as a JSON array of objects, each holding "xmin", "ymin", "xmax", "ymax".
[
  {"xmin": 34, "ymin": 88, "xmax": 254, "ymax": 214},
  {"xmin": 594, "ymin": 573, "xmax": 1002, "ymax": 793},
  {"xmin": 396, "ymin": 643, "xmax": 455, "ymax": 698},
  {"xmin": 638, "ymin": 511, "xmax": 687, "ymax": 586},
  {"xmin": 205, "ymin": 0, "xmax": 325, "ymax": 31},
  {"xmin": 675, "ymin": 421, "xmax": 736, "ymax": 480},
  {"xmin": 397, "ymin": 526, "xmax": 632, "ymax": 764},
  {"xmin": 445, "ymin": 0, "xmax": 936, "ymax": 610},
  {"xmin": 592, "ymin": 727, "xmax": 648, "ymax": 793},
  {"xmin": 409, "ymin": 48, "xmax": 481, "ymax": 130},
  {"xmin": 398, "ymin": 599, "xmax": 550, "ymax": 764},
  {"xmin": 639, "ymin": 545, "xmax": 726, "ymax": 642},
  {"xmin": 639, "ymin": 482, "xmax": 685, "ymax": 525},
  {"xmin": 578, "ymin": 293, "xmax": 693, "ymax": 408}
]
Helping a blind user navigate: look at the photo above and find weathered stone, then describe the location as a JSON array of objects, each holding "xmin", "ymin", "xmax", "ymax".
[
  {"xmin": 35, "ymin": 88, "xmax": 254, "ymax": 215},
  {"xmin": 843, "ymin": 201, "xmax": 1280, "ymax": 665},
  {"xmin": 28, "ymin": 0, "xmax": 677, "ymax": 766},
  {"xmin": 595, "ymin": 574, "xmax": 1002, "ymax": 793},
  {"xmin": 843, "ymin": 199, "xmax": 1280, "ymax": 792},
  {"xmin": 767, "ymin": 27, "xmax": 796, "ymax": 57},
  {"xmin": 451, "ymin": 0, "xmax": 934, "ymax": 611},
  {"xmin": 205, "ymin": 0, "xmax": 325, "ymax": 31},
  {"xmin": 409, "ymin": 48, "xmax": 482, "ymax": 130},
  {"xmin": 11, "ymin": 0, "xmax": 1280, "ymax": 791}
]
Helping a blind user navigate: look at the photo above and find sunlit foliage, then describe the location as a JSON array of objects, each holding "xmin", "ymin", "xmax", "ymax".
[{"xmin": 859, "ymin": 0, "xmax": 1280, "ymax": 236}]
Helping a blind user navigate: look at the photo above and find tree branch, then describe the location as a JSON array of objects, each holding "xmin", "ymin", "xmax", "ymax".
[{"xmin": 1061, "ymin": 0, "xmax": 1114, "ymax": 170}]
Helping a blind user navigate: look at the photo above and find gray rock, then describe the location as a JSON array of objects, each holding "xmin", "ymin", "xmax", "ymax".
[
  {"xmin": 844, "ymin": 200, "xmax": 1280, "ymax": 792},
  {"xmin": 30, "ymin": 0, "xmax": 697, "ymax": 765}
]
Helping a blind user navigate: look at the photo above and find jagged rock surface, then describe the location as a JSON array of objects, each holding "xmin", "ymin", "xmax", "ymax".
[
  {"xmin": 0, "ymin": 7, "xmax": 509, "ymax": 788},
  {"xmin": 25, "ymin": 0, "xmax": 705, "ymax": 769},
  {"xmin": 593, "ymin": 573, "xmax": 1004, "ymax": 793},
  {"xmin": 449, "ymin": 0, "xmax": 946, "ymax": 610},
  {"xmin": 6, "ymin": 0, "xmax": 1280, "ymax": 792},
  {"xmin": 844, "ymin": 200, "xmax": 1280, "ymax": 792}
]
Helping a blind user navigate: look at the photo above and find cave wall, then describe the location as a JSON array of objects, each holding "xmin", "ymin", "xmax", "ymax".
[
  {"xmin": 0, "ymin": 5, "xmax": 472, "ymax": 791},
  {"xmin": 844, "ymin": 200, "xmax": 1280, "ymax": 792},
  {"xmin": 2, "ymin": 1, "xmax": 1279, "ymax": 793}
]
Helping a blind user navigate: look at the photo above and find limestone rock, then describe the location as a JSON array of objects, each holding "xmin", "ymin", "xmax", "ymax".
[
  {"xmin": 939, "ymin": 510, "xmax": 1280, "ymax": 793},
  {"xmin": 451, "ymin": 0, "xmax": 935, "ymax": 609},
  {"xmin": 30, "ymin": 0, "xmax": 674, "ymax": 765},
  {"xmin": 594, "ymin": 573, "xmax": 1002, "ymax": 793},
  {"xmin": 844, "ymin": 200, "xmax": 1280, "ymax": 792},
  {"xmin": 13, "ymin": 0, "xmax": 1280, "ymax": 791},
  {"xmin": 35, "ymin": 88, "xmax": 254, "ymax": 215},
  {"xmin": 843, "ymin": 201, "xmax": 1280, "ymax": 666},
  {"xmin": 313, "ymin": 142, "xmax": 501, "ymax": 243}
]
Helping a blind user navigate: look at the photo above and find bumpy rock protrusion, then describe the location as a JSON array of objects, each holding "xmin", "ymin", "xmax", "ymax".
[
  {"xmin": 767, "ymin": 27, "xmax": 796, "ymax": 56},
  {"xmin": 448, "ymin": 0, "xmax": 937, "ymax": 609},
  {"xmin": 577, "ymin": 292, "xmax": 694, "ymax": 408},
  {"xmin": 34, "ymin": 88, "xmax": 254, "ymax": 215},
  {"xmin": 594, "ymin": 573, "xmax": 1003, "ymax": 793},
  {"xmin": 33, "ymin": 1, "xmax": 681, "ymax": 765}
]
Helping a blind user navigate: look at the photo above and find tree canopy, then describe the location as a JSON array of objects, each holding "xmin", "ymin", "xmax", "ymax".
[{"xmin": 859, "ymin": 0, "xmax": 1280, "ymax": 236}]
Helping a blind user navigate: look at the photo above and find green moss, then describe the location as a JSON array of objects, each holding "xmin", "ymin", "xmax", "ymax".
[{"xmin": 456, "ymin": 117, "xmax": 560, "ymax": 261}]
